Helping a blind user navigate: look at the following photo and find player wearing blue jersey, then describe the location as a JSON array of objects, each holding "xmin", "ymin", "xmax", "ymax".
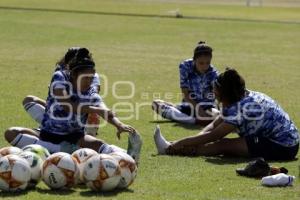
[
  {"xmin": 22, "ymin": 47, "xmax": 101, "ymax": 125},
  {"xmin": 5, "ymin": 53, "xmax": 142, "ymax": 162},
  {"xmin": 152, "ymin": 41, "xmax": 219, "ymax": 126},
  {"xmin": 154, "ymin": 68, "xmax": 299, "ymax": 160}
]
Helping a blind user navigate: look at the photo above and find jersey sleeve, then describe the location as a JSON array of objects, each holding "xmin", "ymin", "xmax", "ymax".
[
  {"xmin": 90, "ymin": 93, "xmax": 103, "ymax": 106},
  {"xmin": 92, "ymin": 73, "xmax": 101, "ymax": 87},
  {"xmin": 179, "ymin": 62, "xmax": 189, "ymax": 89},
  {"xmin": 50, "ymin": 71, "xmax": 69, "ymax": 90}
]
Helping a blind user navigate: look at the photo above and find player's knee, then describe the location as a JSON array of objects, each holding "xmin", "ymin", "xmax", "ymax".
[
  {"xmin": 22, "ymin": 95, "xmax": 35, "ymax": 106},
  {"xmin": 4, "ymin": 127, "xmax": 20, "ymax": 143}
]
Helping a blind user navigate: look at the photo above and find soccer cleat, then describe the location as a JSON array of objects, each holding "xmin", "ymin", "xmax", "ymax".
[
  {"xmin": 127, "ymin": 131, "xmax": 142, "ymax": 165},
  {"xmin": 236, "ymin": 158, "xmax": 270, "ymax": 177},
  {"xmin": 60, "ymin": 141, "xmax": 80, "ymax": 154}
]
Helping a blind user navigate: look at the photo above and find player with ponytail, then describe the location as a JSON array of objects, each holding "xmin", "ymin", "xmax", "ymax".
[{"xmin": 152, "ymin": 41, "xmax": 219, "ymax": 126}]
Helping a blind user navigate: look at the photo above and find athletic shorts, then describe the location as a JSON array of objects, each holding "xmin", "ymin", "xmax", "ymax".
[
  {"xmin": 245, "ymin": 135, "xmax": 299, "ymax": 160},
  {"xmin": 176, "ymin": 102, "xmax": 214, "ymax": 117},
  {"xmin": 40, "ymin": 130, "xmax": 84, "ymax": 144}
]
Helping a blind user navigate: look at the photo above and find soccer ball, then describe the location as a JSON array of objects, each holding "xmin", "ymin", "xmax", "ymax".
[
  {"xmin": 82, "ymin": 154, "xmax": 121, "ymax": 191},
  {"xmin": 71, "ymin": 148, "xmax": 98, "ymax": 183},
  {"xmin": 0, "ymin": 146, "xmax": 22, "ymax": 158},
  {"xmin": 22, "ymin": 144, "xmax": 50, "ymax": 161},
  {"xmin": 42, "ymin": 152, "xmax": 79, "ymax": 189},
  {"xmin": 110, "ymin": 151, "xmax": 137, "ymax": 189},
  {"xmin": 19, "ymin": 151, "xmax": 43, "ymax": 187},
  {"xmin": 0, "ymin": 154, "xmax": 31, "ymax": 191}
]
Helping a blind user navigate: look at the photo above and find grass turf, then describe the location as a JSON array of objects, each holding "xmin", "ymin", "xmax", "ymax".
[{"xmin": 0, "ymin": 0, "xmax": 299, "ymax": 199}]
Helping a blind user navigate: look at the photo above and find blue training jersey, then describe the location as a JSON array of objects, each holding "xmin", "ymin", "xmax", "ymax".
[
  {"xmin": 41, "ymin": 70, "xmax": 102, "ymax": 135},
  {"xmin": 179, "ymin": 59, "xmax": 218, "ymax": 106},
  {"xmin": 222, "ymin": 90, "xmax": 299, "ymax": 147},
  {"xmin": 55, "ymin": 64, "xmax": 100, "ymax": 90}
]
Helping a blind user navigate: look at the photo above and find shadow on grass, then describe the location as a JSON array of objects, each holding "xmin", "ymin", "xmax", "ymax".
[
  {"xmin": 205, "ymin": 156, "xmax": 299, "ymax": 165},
  {"xmin": 149, "ymin": 120, "xmax": 173, "ymax": 124},
  {"xmin": 205, "ymin": 156, "xmax": 252, "ymax": 165},
  {"xmin": 80, "ymin": 188, "xmax": 134, "ymax": 197},
  {"xmin": 149, "ymin": 120, "xmax": 202, "ymax": 131},
  {"xmin": 0, "ymin": 190, "xmax": 28, "ymax": 197},
  {"xmin": 36, "ymin": 187, "xmax": 76, "ymax": 195}
]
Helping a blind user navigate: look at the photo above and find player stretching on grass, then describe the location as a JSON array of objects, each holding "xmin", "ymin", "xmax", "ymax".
[
  {"xmin": 22, "ymin": 47, "xmax": 102, "ymax": 136},
  {"xmin": 152, "ymin": 41, "xmax": 219, "ymax": 126},
  {"xmin": 154, "ymin": 68, "xmax": 299, "ymax": 160},
  {"xmin": 5, "ymin": 51, "xmax": 142, "ymax": 163}
]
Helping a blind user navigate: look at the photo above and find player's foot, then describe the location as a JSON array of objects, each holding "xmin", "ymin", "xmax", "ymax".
[
  {"xmin": 60, "ymin": 141, "xmax": 79, "ymax": 154},
  {"xmin": 152, "ymin": 101, "xmax": 172, "ymax": 119},
  {"xmin": 127, "ymin": 131, "xmax": 142, "ymax": 165},
  {"xmin": 154, "ymin": 125, "xmax": 170, "ymax": 155}
]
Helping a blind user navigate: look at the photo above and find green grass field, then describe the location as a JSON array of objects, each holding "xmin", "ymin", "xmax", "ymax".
[{"xmin": 0, "ymin": 0, "xmax": 299, "ymax": 199}]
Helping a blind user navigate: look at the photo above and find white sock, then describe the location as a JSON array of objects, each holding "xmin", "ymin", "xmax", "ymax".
[
  {"xmin": 10, "ymin": 133, "xmax": 60, "ymax": 153},
  {"xmin": 161, "ymin": 105, "xmax": 196, "ymax": 124},
  {"xmin": 261, "ymin": 173, "xmax": 295, "ymax": 187},
  {"xmin": 36, "ymin": 140, "xmax": 60, "ymax": 153},
  {"xmin": 99, "ymin": 144, "xmax": 126, "ymax": 154},
  {"xmin": 11, "ymin": 134, "xmax": 39, "ymax": 147},
  {"xmin": 24, "ymin": 102, "xmax": 45, "ymax": 124},
  {"xmin": 154, "ymin": 125, "xmax": 170, "ymax": 155}
]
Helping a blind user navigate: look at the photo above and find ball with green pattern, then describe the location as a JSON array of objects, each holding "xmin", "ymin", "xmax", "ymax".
[{"xmin": 22, "ymin": 144, "xmax": 50, "ymax": 161}]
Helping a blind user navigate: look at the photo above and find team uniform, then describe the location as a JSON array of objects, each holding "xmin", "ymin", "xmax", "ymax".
[
  {"xmin": 222, "ymin": 90, "xmax": 299, "ymax": 160},
  {"xmin": 177, "ymin": 59, "xmax": 219, "ymax": 116},
  {"xmin": 40, "ymin": 70, "xmax": 102, "ymax": 144},
  {"xmin": 55, "ymin": 64, "xmax": 100, "ymax": 91}
]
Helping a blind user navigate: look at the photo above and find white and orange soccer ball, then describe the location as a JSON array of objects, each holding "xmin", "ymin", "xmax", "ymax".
[
  {"xmin": 82, "ymin": 154, "xmax": 121, "ymax": 191},
  {"xmin": 0, "ymin": 146, "xmax": 22, "ymax": 158},
  {"xmin": 41, "ymin": 152, "xmax": 79, "ymax": 189},
  {"xmin": 71, "ymin": 148, "xmax": 98, "ymax": 183},
  {"xmin": 110, "ymin": 151, "xmax": 137, "ymax": 189},
  {"xmin": 0, "ymin": 154, "xmax": 31, "ymax": 191}
]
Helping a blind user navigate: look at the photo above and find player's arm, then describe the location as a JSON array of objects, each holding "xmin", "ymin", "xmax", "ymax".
[
  {"xmin": 171, "ymin": 118, "xmax": 235, "ymax": 150},
  {"xmin": 88, "ymin": 106, "xmax": 136, "ymax": 138}
]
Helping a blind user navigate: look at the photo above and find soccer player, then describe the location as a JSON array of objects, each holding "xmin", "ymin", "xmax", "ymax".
[
  {"xmin": 22, "ymin": 47, "xmax": 102, "ymax": 133},
  {"xmin": 5, "ymin": 52, "xmax": 142, "ymax": 163},
  {"xmin": 152, "ymin": 41, "xmax": 219, "ymax": 126},
  {"xmin": 154, "ymin": 68, "xmax": 299, "ymax": 160}
]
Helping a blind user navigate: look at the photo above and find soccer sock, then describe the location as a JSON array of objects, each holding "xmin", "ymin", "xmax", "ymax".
[
  {"xmin": 161, "ymin": 105, "xmax": 196, "ymax": 124},
  {"xmin": 36, "ymin": 140, "xmax": 60, "ymax": 153},
  {"xmin": 98, "ymin": 143, "xmax": 126, "ymax": 154},
  {"xmin": 10, "ymin": 133, "xmax": 60, "ymax": 153},
  {"xmin": 154, "ymin": 125, "xmax": 170, "ymax": 155},
  {"xmin": 24, "ymin": 102, "xmax": 45, "ymax": 124},
  {"xmin": 11, "ymin": 134, "xmax": 39, "ymax": 148}
]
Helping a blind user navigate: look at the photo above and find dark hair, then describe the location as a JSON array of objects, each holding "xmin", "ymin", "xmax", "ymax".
[
  {"xmin": 193, "ymin": 41, "xmax": 213, "ymax": 60},
  {"xmin": 56, "ymin": 47, "xmax": 92, "ymax": 69},
  {"xmin": 214, "ymin": 68, "xmax": 246, "ymax": 104},
  {"xmin": 69, "ymin": 49, "xmax": 95, "ymax": 76}
]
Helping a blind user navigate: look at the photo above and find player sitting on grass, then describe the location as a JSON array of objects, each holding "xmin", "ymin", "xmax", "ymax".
[
  {"xmin": 154, "ymin": 68, "xmax": 299, "ymax": 160},
  {"xmin": 22, "ymin": 47, "xmax": 102, "ymax": 136},
  {"xmin": 152, "ymin": 41, "xmax": 219, "ymax": 126},
  {"xmin": 4, "ymin": 51, "xmax": 142, "ymax": 163}
]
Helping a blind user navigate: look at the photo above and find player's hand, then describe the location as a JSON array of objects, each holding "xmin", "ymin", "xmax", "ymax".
[{"xmin": 116, "ymin": 123, "xmax": 136, "ymax": 139}]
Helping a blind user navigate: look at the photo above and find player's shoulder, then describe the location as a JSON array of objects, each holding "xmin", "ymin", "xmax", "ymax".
[
  {"xmin": 179, "ymin": 58, "xmax": 193, "ymax": 71},
  {"xmin": 52, "ymin": 70, "xmax": 69, "ymax": 81},
  {"xmin": 208, "ymin": 64, "xmax": 219, "ymax": 75}
]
